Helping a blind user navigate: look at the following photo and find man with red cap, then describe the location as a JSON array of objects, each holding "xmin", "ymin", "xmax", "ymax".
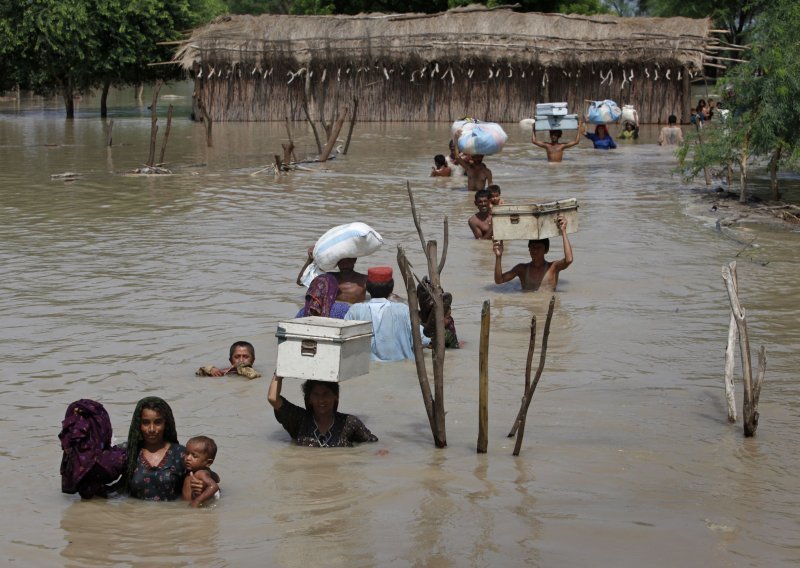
[{"xmin": 344, "ymin": 266, "xmax": 429, "ymax": 361}]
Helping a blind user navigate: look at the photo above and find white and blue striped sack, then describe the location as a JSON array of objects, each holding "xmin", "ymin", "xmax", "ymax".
[{"xmin": 300, "ymin": 222, "xmax": 384, "ymax": 287}]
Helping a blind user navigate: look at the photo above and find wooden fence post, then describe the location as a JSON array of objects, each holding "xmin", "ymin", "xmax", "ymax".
[
  {"xmin": 477, "ymin": 300, "xmax": 490, "ymax": 453},
  {"xmin": 721, "ymin": 261, "xmax": 766, "ymax": 437}
]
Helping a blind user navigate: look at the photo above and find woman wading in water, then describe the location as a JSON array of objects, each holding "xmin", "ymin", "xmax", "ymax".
[{"xmin": 268, "ymin": 375, "xmax": 377, "ymax": 447}]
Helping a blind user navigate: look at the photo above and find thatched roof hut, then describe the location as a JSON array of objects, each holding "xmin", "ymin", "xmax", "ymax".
[{"xmin": 174, "ymin": 5, "xmax": 721, "ymax": 123}]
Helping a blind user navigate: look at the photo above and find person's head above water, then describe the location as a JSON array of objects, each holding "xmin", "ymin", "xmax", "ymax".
[
  {"xmin": 594, "ymin": 124, "xmax": 608, "ymax": 137},
  {"xmin": 229, "ymin": 341, "xmax": 255, "ymax": 366},
  {"xmin": 549, "ymin": 129, "xmax": 563, "ymax": 142},
  {"xmin": 185, "ymin": 435, "xmax": 217, "ymax": 472},
  {"xmin": 528, "ymin": 238, "xmax": 551, "ymax": 254},
  {"xmin": 336, "ymin": 257, "xmax": 357, "ymax": 272},
  {"xmin": 474, "ymin": 189, "xmax": 491, "ymax": 212},
  {"xmin": 668, "ymin": 114, "xmax": 678, "ymax": 125},
  {"xmin": 302, "ymin": 380, "xmax": 340, "ymax": 414},
  {"xmin": 366, "ymin": 266, "xmax": 393, "ymax": 299},
  {"xmin": 488, "ymin": 184, "xmax": 501, "ymax": 203},
  {"xmin": 123, "ymin": 397, "xmax": 178, "ymax": 492},
  {"xmin": 434, "ymin": 154, "xmax": 447, "ymax": 168}
]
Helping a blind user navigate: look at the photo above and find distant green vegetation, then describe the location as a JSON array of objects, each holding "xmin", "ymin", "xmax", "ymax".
[
  {"xmin": 678, "ymin": 0, "xmax": 800, "ymax": 201},
  {"xmin": 0, "ymin": 0, "xmax": 224, "ymax": 117}
]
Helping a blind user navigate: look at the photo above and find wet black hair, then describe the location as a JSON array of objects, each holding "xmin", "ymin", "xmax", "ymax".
[
  {"xmin": 528, "ymin": 238, "xmax": 550, "ymax": 253},
  {"xmin": 366, "ymin": 279, "xmax": 394, "ymax": 299},
  {"xmin": 229, "ymin": 341, "xmax": 255, "ymax": 362},
  {"xmin": 302, "ymin": 380, "xmax": 340, "ymax": 412},
  {"xmin": 549, "ymin": 129, "xmax": 563, "ymax": 138},
  {"xmin": 668, "ymin": 115, "xmax": 678, "ymax": 125},
  {"xmin": 434, "ymin": 154, "xmax": 446, "ymax": 167},
  {"xmin": 488, "ymin": 184, "xmax": 501, "ymax": 195},
  {"xmin": 122, "ymin": 397, "xmax": 179, "ymax": 493},
  {"xmin": 474, "ymin": 189, "xmax": 491, "ymax": 203}
]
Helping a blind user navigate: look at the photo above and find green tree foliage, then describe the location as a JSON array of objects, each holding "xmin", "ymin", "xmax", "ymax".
[
  {"xmin": 4, "ymin": 0, "xmax": 223, "ymax": 116},
  {"xmin": 678, "ymin": 0, "xmax": 800, "ymax": 202},
  {"xmin": 638, "ymin": 0, "xmax": 767, "ymax": 46}
]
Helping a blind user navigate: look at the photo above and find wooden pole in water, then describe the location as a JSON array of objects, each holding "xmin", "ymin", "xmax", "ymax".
[
  {"xmin": 319, "ymin": 107, "xmax": 348, "ymax": 162},
  {"xmin": 524, "ymin": 315, "xmax": 537, "ymax": 392},
  {"xmin": 722, "ymin": 262, "xmax": 766, "ymax": 437},
  {"xmin": 397, "ymin": 247, "xmax": 439, "ymax": 444},
  {"xmin": 398, "ymin": 182, "xmax": 449, "ymax": 448},
  {"xmin": 158, "ymin": 104, "xmax": 173, "ymax": 165},
  {"xmin": 723, "ymin": 262, "xmax": 738, "ymax": 423},
  {"xmin": 343, "ymin": 97, "xmax": 359, "ymax": 155},
  {"xmin": 146, "ymin": 80, "xmax": 163, "ymax": 167},
  {"xmin": 284, "ymin": 116, "xmax": 297, "ymax": 162},
  {"xmin": 509, "ymin": 296, "xmax": 556, "ymax": 455},
  {"xmin": 196, "ymin": 96, "xmax": 213, "ymax": 147},
  {"xmin": 477, "ymin": 300, "xmax": 490, "ymax": 453}
]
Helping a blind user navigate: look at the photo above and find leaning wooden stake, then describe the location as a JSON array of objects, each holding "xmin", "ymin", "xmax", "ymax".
[
  {"xmin": 477, "ymin": 300, "xmax": 490, "ymax": 453},
  {"xmin": 158, "ymin": 104, "xmax": 173, "ymax": 165},
  {"xmin": 396, "ymin": 181, "xmax": 449, "ymax": 448},
  {"xmin": 343, "ymin": 97, "xmax": 359, "ymax": 155},
  {"xmin": 723, "ymin": 263, "xmax": 739, "ymax": 422},
  {"xmin": 319, "ymin": 107, "xmax": 348, "ymax": 162},
  {"xmin": 509, "ymin": 296, "xmax": 556, "ymax": 456},
  {"xmin": 524, "ymin": 316, "xmax": 537, "ymax": 392},
  {"xmin": 722, "ymin": 262, "xmax": 766, "ymax": 437},
  {"xmin": 146, "ymin": 81, "xmax": 163, "ymax": 167}
]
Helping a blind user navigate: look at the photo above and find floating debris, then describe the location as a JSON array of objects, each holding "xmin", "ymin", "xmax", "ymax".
[
  {"xmin": 50, "ymin": 172, "xmax": 83, "ymax": 181},
  {"xmin": 127, "ymin": 166, "xmax": 172, "ymax": 175}
]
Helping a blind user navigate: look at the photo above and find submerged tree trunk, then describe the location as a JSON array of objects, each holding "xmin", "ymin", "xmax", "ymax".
[
  {"xmin": 100, "ymin": 78, "xmax": 111, "ymax": 118},
  {"xmin": 62, "ymin": 79, "xmax": 74, "ymax": 119},
  {"xmin": 769, "ymin": 146, "xmax": 782, "ymax": 201}
]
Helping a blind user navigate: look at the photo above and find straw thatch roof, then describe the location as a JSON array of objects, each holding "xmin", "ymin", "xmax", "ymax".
[{"xmin": 174, "ymin": 5, "xmax": 714, "ymax": 71}]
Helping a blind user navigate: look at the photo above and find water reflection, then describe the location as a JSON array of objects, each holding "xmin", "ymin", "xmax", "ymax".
[{"xmin": 1, "ymin": 88, "xmax": 799, "ymax": 566}]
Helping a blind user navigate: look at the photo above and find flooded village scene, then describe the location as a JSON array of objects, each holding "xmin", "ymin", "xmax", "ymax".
[{"xmin": 2, "ymin": 1, "xmax": 800, "ymax": 566}]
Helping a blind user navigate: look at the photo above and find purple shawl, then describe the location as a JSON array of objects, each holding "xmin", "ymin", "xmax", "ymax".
[{"xmin": 59, "ymin": 399, "xmax": 126, "ymax": 498}]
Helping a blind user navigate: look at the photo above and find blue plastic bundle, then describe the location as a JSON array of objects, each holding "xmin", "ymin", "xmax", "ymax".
[{"xmin": 585, "ymin": 100, "xmax": 622, "ymax": 124}]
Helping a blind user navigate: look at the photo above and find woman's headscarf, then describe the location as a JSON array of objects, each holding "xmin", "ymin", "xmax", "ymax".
[
  {"xmin": 121, "ymin": 397, "xmax": 178, "ymax": 493},
  {"xmin": 59, "ymin": 399, "xmax": 126, "ymax": 497},
  {"xmin": 302, "ymin": 273, "xmax": 339, "ymax": 317}
]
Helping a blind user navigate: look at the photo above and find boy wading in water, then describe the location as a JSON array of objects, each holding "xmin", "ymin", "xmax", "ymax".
[
  {"xmin": 531, "ymin": 123, "xmax": 584, "ymax": 163},
  {"xmin": 493, "ymin": 216, "xmax": 573, "ymax": 291},
  {"xmin": 452, "ymin": 129, "xmax": 493, "ymax": 191}
]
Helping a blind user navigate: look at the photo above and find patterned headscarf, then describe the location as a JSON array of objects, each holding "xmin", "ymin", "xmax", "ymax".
[
  {"xmin": 121, "ymin": 397, "xmax": 179, "ymax": 493},
  {"xmin": 302, "ymin": 273, "xmax": 339, "ymax": 317},
  {"xmin": 59, "ymin": 399, "xmax": 125, "ymax": 497}
]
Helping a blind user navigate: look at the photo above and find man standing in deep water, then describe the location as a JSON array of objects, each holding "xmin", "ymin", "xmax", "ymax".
[{"xmin": 493, "ymin": 216, "xmax": 573, "ymax": 291}]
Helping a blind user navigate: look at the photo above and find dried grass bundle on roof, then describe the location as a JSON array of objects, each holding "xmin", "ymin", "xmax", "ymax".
[{"xmin": 172, "ymin": 5, "xmax": 717, "ymax": 123}]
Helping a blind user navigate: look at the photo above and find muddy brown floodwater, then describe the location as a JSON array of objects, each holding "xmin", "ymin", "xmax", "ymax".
[{"xmin": 1, "ymin": 85, "xmax": 799, "ymax": 567}]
